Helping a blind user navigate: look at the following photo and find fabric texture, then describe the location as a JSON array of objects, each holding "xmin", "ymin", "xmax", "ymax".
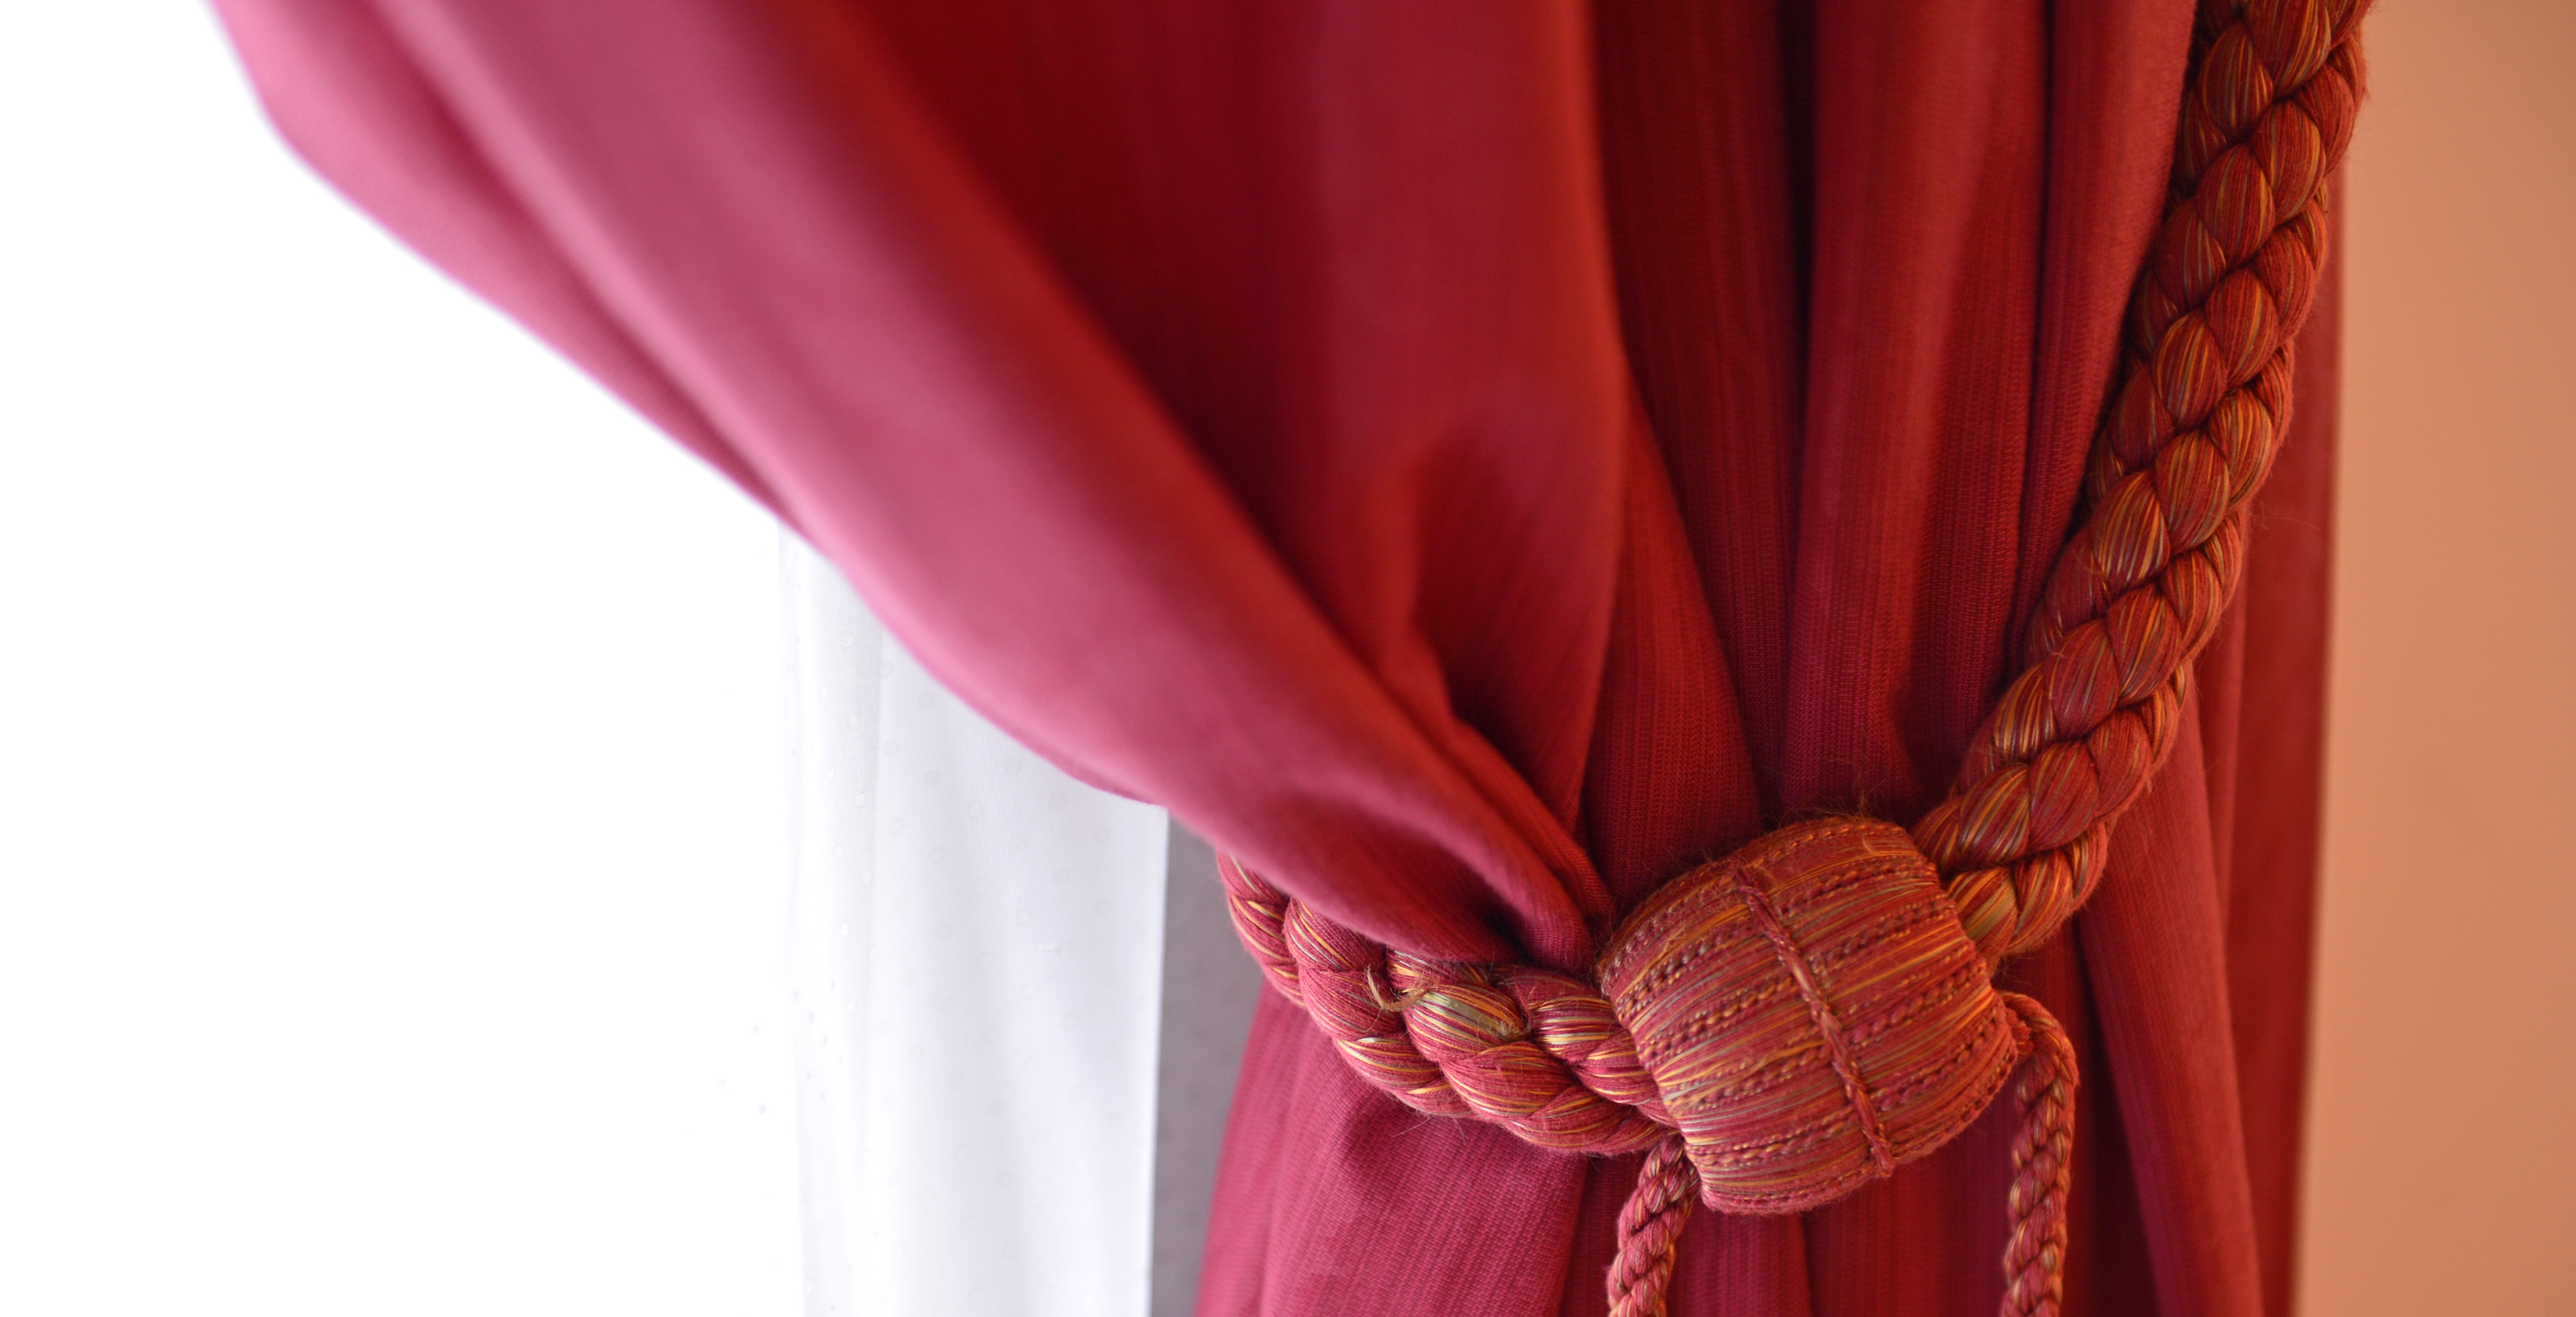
[{"xmin": 210, "ymin": 2, "xmax": 2341, "ymax": 1313}]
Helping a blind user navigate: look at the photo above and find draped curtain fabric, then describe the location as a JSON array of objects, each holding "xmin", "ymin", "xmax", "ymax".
[{"xmin": 212, "ymin": 2, "xmax": 2339, "ymax": 1313}]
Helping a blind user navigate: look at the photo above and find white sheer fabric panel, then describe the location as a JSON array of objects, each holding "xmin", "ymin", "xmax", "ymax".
[
  {"xmin": 782, "ymin": 534, "xmax": 1173, "ymax": 1317},
  {"xmin": 1148, "ymin": 824, "xmax": 1264, "ymax": 1316}
]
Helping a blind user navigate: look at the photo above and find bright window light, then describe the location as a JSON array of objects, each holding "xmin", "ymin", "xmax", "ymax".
[{"xmin": 0, "ymin": 7, "xmax": 804, "ymax": 1315}]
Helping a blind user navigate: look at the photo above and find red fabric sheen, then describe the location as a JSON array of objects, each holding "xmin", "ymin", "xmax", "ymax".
[{"xmin": 209, "ymin": 2, "xmax": 2337, "ymax": 1314}]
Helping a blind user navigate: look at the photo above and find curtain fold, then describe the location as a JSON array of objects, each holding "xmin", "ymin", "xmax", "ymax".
[{"xmin": 212, "ymin": 2, "xmax": 2339, "ymax": 1313}]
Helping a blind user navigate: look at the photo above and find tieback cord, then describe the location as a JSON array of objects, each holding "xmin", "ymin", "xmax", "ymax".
[{"xmin": 1217, "ymin": 3, "xmax": 2364, "ymax": 1314}]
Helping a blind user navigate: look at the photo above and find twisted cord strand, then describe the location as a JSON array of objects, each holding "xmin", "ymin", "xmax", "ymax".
[
  {"xmin": 1917, "ymin": 0, "xmax": 2365, "ymax": 960},
  {"xmin": 1999, "ymin": 994, "xmax": 2079, "ymax": 1317},
  {"xmin": 1220, "ymin": 852, "xmax": 1671, "ymax": 1149},
  {"xmin": 1608, "ymin": 1135, "xmax": 1700, "ymax": 1317}
]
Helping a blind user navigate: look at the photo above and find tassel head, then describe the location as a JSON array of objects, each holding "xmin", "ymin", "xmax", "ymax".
[{"xmin": 1597, "ymin": 819, "xmax": 2020, "ymax": 1213}]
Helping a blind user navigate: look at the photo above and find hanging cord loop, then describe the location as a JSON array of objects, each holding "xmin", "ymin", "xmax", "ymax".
[
  {"xmin": 1219, "ymin": 3, "xmax": 2364, "ymax": 1315},
  {"xmin": 2001, "ymin": 994, "xmax": 2079, "ymax": 1317}
]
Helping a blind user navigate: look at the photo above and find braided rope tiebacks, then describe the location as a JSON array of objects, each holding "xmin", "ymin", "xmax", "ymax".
[
  {"xmin": 1224, "ymin": 827, "xmax": 2079, "ymax": 1317},
  {"xmin": 1918, "ymin": 0, "xmax": 2365, "ymax": 963},
  {"xmin": 1219, "ymin": 4, "xmax": 2362, "ymax": 1315}
]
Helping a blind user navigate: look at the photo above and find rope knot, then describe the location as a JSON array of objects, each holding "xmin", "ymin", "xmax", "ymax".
[{"xmin": 1597, "ymin": 819, "xmax": 2023, "ymax": 1213}]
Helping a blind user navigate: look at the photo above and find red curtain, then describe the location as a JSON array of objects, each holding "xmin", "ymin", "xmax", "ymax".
[{"xmin": 210, "ymin": 2, "xmax": 2339, "ymax": 1313}]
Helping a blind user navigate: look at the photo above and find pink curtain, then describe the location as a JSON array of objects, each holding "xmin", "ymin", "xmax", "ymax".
[{"xmin": 210, "ymin": 2, "xmax": 2339, "ymax": 1312}]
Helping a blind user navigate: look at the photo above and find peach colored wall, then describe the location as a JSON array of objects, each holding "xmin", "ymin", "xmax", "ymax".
[{"xmin": 2301, "ymin": 2, "xmax": 2576, "ymax": 1313}]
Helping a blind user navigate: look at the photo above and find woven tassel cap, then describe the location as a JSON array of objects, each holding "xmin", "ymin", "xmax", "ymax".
[
  {"xmin": 1590, "ymin": 822, "xmax": 2078, "ymax": 1317},
  {"xmin": 1598, "ymin": 819, "xmax": 2028, "ymax": 1215}
]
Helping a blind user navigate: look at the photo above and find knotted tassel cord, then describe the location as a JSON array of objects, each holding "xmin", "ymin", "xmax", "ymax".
[{"xmin": 1218, "ymin": 4, "xmax": 2364, "ymax": 1315}]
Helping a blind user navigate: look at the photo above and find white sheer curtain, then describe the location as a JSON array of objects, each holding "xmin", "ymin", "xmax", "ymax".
[{"xmin": 779, "ymin": 536, "xmax": 1260, "ymax": 1317}]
